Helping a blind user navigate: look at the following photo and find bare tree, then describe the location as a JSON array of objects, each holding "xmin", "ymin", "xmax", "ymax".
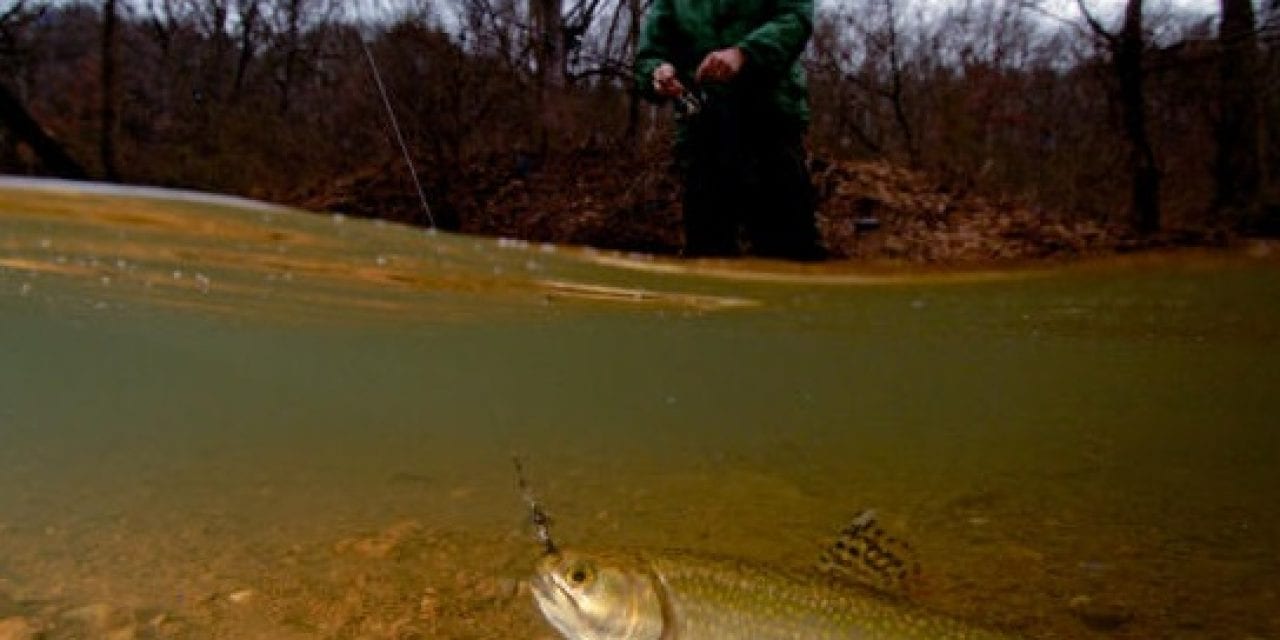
[
  {"xmin": 623, "ymin": 0, "xmax": 642, "ymax": 141},
  {"xmin": 879, "ymin": 0, "xmax": 919, "ymax": 165},
  {"xmin": 458, "ymin": 0, "xmax": 532, "ymax": 75},
  {"xmin": 531, "ymin": 0, "xmax": 566, "ymax": 89},
  {"xmin": 1261, "ymin": 0, "xmax": 1279, "ymax": 226},
  {"xmin": 273, "ymin": 0, "xmax": 306, "ymax": 112},
  {"xmin": 0, "ymin": 1, "xmax": 89, "ymax": 178},
  {"xmin": 100, "ymin": 0, "xmax": 120, "ymax": 180},
  {"xmin": 811, "ymin": 0, "xmax": 917, "ymax": 163},
  {"xmin": 232, "ymin": 0, "xmax": 262, "ymax": 98},
  {"xmin": 808, "ymin": 2, "xmax": 884, "ymax": 155},
  {"xmin": 1, "ymin": 0, "xmax": 36, "ymax": 54},
  {"xmin": 1080, "ymin": 0, "xmax": 1161, "ymax": 233},
  {"xmin": 1212, "ymin": 0, "xmax": 1261, "ymax": 226},
  {"xmin": 0, "ymin": 83, "xmax": 89, "ymax": 178}
]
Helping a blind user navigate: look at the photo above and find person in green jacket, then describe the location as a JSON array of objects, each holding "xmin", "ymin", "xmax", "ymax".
[{"xmin": 635, "ymin": 0, "xmax": 825, "ymax": 261}]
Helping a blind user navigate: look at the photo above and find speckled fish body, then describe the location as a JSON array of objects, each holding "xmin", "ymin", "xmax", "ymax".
[{"xmin": 532, "ymin": 548, "xmax": 1014, "ymax": 640}]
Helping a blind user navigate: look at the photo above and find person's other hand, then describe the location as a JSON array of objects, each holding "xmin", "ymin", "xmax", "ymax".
[
  {"xmin": 653, "ymin": 63, "xmax": 685, "ymax": 98},
  {"xmin": 695, "ymin": 47, "xmax": 745, "ymax": 84}
]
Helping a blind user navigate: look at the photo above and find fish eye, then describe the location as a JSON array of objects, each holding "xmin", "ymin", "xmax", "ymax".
[{"xmin": 565, "ymin": 560, "xmax": 595, "ymax": 586}]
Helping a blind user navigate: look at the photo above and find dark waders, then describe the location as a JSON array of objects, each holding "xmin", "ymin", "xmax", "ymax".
[{"xmin": 677, "ymin": 91, "xmax": 825, "ymax": 261}]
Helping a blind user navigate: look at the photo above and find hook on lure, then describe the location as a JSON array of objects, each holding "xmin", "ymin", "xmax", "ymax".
[{"xmin": 512, "ymin": 455, "xmax": 558, "ymax": 555}]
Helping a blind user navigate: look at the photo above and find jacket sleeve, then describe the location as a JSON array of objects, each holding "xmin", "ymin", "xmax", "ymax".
[
  {"xmin": 634, "ymin": 0, "xmax": 677, "ymax": 103},
  {"xmin": 736, "ymin": 0, "xmax": 813, "ymax": 79}
]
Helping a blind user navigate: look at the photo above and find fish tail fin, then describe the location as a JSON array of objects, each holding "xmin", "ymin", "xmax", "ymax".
[{"xmin": 818, "ymin": 509, "xmax": 922, "ymax": 595}]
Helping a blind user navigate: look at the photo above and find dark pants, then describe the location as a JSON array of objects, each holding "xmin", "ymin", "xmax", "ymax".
[{"xmin": 677, "ymin": 96, "xmax": 825, "ymax": 261}]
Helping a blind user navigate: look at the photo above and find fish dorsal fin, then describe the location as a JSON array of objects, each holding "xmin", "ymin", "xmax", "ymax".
[{"xmin": 817, "ymin": 510, "xmax": 921, "ymax": 595}]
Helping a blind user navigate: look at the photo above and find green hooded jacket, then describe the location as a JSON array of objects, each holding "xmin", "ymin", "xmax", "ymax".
[{"xmin": 634, "ymin": 0, "xmax": 813, "ymax": 128}]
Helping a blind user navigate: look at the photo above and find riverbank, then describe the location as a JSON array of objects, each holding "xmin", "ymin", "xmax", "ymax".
[{"xmin": 294, "ymin": 151, "xmax": 1243, "ymax": 263}]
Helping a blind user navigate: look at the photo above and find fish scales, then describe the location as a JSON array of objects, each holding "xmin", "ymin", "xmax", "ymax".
[
  {"xmin": 533, "ymin": 548, "xmax": 1015, "ymax": 640},
  {"xmin": 652, "ymin": 552, "xmax": 1003, "ymax": 639}
]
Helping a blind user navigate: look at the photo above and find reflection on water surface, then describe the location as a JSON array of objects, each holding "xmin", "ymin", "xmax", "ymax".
[{"xmin": 1, "ymin": 178, "xmax": 1278, "ymax": 638}]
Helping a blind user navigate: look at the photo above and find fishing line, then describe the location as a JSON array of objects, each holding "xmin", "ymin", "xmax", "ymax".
[{"xmin": 358, "ymin": 36, "xmax": 435, "ymax": 228}]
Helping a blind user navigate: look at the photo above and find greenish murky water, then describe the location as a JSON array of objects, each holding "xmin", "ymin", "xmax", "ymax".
[{"xmin": 1, "ymin": 178, "xmax": 1277, "ymax": 639}]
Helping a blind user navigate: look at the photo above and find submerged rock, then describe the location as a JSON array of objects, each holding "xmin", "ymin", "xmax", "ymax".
[
  {"xmin": 1068, "ymin": 595, "xmax": 1134, "ymax": 631},
  {"xmin": 0, "ymin": 592, "xmax": 19, "ymax": 619},
  {"xmin": 61, "ymin": 602, "xmax": 116, "ymax": 628},
  {"xmin": 0, "ymin": 617, "xmax": 35, "ymax": 640},
  {"xmin": 227, "ymin": 589, "xmax": 255, "ymax": 605},
  {"xmin": 333, "ymin": 520, "xmax": 423, "ymax": 559},
  {"xmin": 105, "ymin": 624, "xmax": 137, "ymax": 640},
  {"xmin": 60, "ymin": 602, "xmax": 144, "ymax": 640}
]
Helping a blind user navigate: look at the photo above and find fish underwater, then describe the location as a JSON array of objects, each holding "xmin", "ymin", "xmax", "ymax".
[
  {"xmin": 529, "ymin": 514, "xmax": 1015, "ymax": 640},
  {"xmin": 515, "ymin": 462, "xmax": 1016, "ymax": 640}
]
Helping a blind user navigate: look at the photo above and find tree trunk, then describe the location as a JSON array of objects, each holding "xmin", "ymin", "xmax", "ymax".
[
  {"xmin": 531, "ymin": 0, "xmax": 565, "ymax": 152},
  {"xmin": 532, "ymin": 0, "xmax": 567, "ymax": 90},
  {"xmin": 0, "ymin": 83, "xmax": 88, "ymax": 179},
  {"xmin": 1263, "ymin": 0, "xmax": 1279, "ymax": 218},
  {"xmin": 624, "ymin": 0, "xmax": 641, "ymax": 144},
  {"xmin": 1116, "ymin": 0, "xmax": 1160, "ymax": 234},
  {"xmin": 882, "ymin": 0, "xmax": 919, "ymax": 166},
  {"xmin": 277, "ymin": 0, "xmax": 303, "ymax": 113},
  {"xmin": 232, "ymin": 0, "xmax": 261, "ymax": 99},
  {"xmin": 1212, "ymin": 0, "xmax": 1261, "ymax": 227},
  {"xmin": 100, "ymin": 0, "xmax": 120, "ymax": 181}
]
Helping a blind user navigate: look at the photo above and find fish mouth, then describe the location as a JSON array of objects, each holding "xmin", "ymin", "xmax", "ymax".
[
  {"xmin": 531, "ymin": 554, "xmax": 570, "ymax": 606},
  {"xmin": 531, "ymin": 568, "xmax": 588, "ymax": 638},
  {"xmin": 530, "ymin": 572, "xmax": 560, "ymax": 606},
  {"xmin": 531, "ymin": 570, "xmax": 576, "ymax": 617}
]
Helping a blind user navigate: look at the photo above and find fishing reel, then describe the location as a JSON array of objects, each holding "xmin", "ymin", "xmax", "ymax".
[{"xmin": 674, "ymin": 88, "xmax": 707, "ymax": 120}]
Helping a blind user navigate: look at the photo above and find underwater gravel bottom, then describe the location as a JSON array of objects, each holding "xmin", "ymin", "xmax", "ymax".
[{"xmin": 1, "ymin": 180, "xmax": 1278, "ymax": 639}]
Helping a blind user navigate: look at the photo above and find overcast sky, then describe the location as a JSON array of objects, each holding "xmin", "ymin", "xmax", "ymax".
[
  {"xmin": 887, "ymin": 0, "xmax": 1221, "ymax": 21},
  {"xmin": 341, "ymin": 0, "xmax": 1227, "ymax": 27},
  {"xmin": 1045, "ymin": 0, "xmax": 1219, "ymax": 18}
]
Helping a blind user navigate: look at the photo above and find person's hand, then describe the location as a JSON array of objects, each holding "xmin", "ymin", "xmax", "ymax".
[
  {"xmin": 695, "ymin": 47, "xmax": 746, "ymax": 84},
  {"xmin": 652, "ymin": 63, "xmax": 685, "ymax": 98}
]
